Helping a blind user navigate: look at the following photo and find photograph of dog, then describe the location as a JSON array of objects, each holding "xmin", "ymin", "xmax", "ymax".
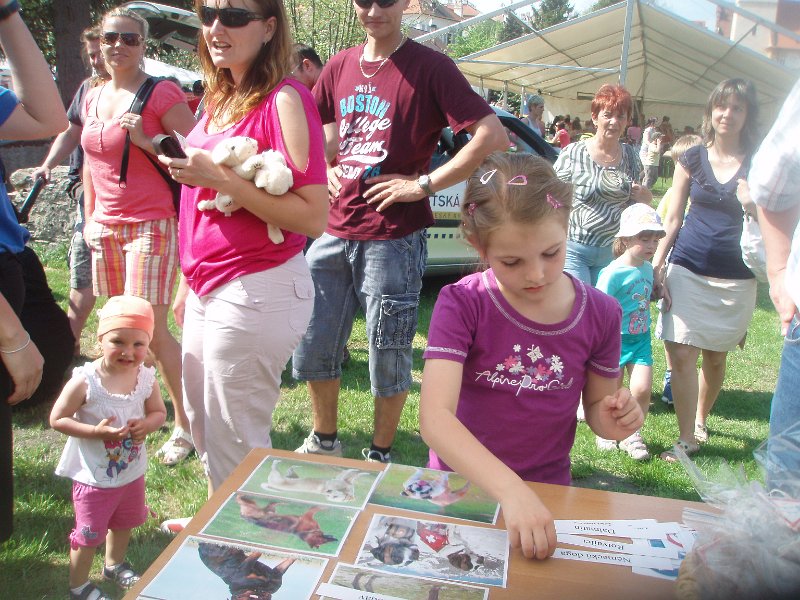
[
  {"xmin": 138, "ymin": 536, "xmax": 327, "ymax": 600},
  {"xmin": 370, "ymin": 464, "xmax": 499, "ymax": 524},
  {"xmin": 323, "ymin": 563, "xmax": 489, "ymax": 600},
  {"xmin": 356, "ymin": 514, "xmax": 509, "ymax": 587},
  {"xmin": 197, "ymin": 542, "xmax": 295, "ymax": 600},
  {"xmin": 239, "ymin": 457, "xmax": 380, "ymax": 509},
  {"xmin": 202, "ymin": 493, "xmax": 358, "ymax": 557}
]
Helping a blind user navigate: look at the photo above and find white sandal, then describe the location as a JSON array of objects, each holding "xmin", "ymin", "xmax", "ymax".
[
  {"xmin": 157, "ymin": 427, "xmax": 194, "ymax": 466},
  {"xmin": 619, "ymin": 430, "xmax": 650, "ymax": 461}
]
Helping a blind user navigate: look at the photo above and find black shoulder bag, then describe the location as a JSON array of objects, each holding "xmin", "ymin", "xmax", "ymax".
[{"xmin": 119, "ymin": 77, "xmax": 182, "ymax": 215}]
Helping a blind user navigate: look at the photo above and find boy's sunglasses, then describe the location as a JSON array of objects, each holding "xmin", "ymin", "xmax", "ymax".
[
  {"xmin": 101, "ymin": 31, "xmax": 143, "ymax": 47},
  {"xmin": 199, "ymin": 6, "xmax": 265, "ymax": 28},
  {"xmin": 354, "ymin": 0, "xmax": 399, "ymax": 8}
]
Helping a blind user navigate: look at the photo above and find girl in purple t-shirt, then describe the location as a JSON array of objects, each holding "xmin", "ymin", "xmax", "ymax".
[{"xmin": 420, "ymin": 153, "xmax": 644, "ymax": 561}]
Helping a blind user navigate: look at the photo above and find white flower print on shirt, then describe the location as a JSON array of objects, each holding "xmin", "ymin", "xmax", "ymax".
[{"xmin": 475, "ymin": 343, "xmax": 573, "ymax": 396}]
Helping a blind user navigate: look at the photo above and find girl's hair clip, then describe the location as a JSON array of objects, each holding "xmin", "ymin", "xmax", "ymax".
[
  {"xmin": 507, "ymin": 174, "xmax": 528, "ymax": 186},
  {"xmin": 479, "ymin": 169, "xmax": 498, "ymax": 184},
  {"xmin": 466, "ymin": 202, "xmax": 477, "ymax": 216},
  {"xmin": 546, "ymin": 193, "xmax": 562, "ymax": 209}
]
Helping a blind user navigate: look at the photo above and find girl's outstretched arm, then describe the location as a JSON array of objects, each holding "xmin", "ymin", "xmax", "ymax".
[
  {"xmin": 420, "ymin": 358, "xmax": 557, "ymax": 560},
  {"xmin": 582, "ymin": 372, "xmax": 643, "ymax": 440}
]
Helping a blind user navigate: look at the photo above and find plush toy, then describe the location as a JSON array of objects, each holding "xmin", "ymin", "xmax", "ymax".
[{"xmin": 198, "ymin": 136, "xmax": 293, "ymax": 244}]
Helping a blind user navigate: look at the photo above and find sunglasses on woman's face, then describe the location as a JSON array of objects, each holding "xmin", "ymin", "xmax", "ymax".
[
  {"xmin": 354, "ymin": 0, "xmax": 400, "ymax": 8},
  {"xmin": 101, "ymin": 32, "xmax": 143, "ymax": 47},
  {"xmin": 199, "ymin": 6, "xmax": 265, "ymax": 28}
]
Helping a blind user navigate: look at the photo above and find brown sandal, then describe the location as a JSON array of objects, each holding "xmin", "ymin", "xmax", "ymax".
[{"xmin": 660, "ymin": 439, "xmax": 700, "ymax": 463}]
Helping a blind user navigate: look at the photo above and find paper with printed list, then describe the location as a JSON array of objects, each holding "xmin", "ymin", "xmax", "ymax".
[{"xmin": 552, "ymin": 519, "xmax": 695, "ymax": 580}]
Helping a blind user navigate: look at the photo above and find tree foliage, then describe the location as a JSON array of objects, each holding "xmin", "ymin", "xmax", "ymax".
[
  {"xmin": 14, "ymin": 0, "xmax": 360, "ymax": 105},
  {"xmin": 284, "ymin": 0, "xmax": 363, "ymax": 62},
  {"xmin": 590, "ymin": 0, "xmax": 624, "ymax": 12},
  {"xmin": 447, "ymin": 19, "xmax": 501, "ymax": 58},
  {"xmin": 529, "ymin": 0, "xmax": 575, "ymax": 30}
]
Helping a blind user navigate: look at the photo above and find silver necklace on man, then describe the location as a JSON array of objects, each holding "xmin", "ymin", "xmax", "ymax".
[{"xmin": 359, "ymin": 36, "xmax": 406, "ymax": 79}]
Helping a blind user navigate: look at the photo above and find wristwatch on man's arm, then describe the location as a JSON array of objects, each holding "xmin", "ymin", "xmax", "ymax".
[{"xmin": 417, "ymin": 174, "xmax": 434, "ymax": 197}]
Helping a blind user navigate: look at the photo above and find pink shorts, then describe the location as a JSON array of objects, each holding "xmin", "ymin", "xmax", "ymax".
[
  {"xmin": 69, "ymin": 476, "xmax": 147, "ymax": 549},
  {"xmin": 84, "ymin": 217, "xmax": 178, "ymax": 305}
]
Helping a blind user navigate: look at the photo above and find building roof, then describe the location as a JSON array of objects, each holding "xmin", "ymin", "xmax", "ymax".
[{"xmin": 405, "ymin": 0, "xmax": 462, "ymax": 21}]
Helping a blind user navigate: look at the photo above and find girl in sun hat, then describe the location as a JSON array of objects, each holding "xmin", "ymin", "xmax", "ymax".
[
  {"xmin": 50, "ymin": 295, "xmax": 167, "ymax": 600},
  {"xmin": 595, "ymin": 203, "xmax": 665, "ymax": 461}
]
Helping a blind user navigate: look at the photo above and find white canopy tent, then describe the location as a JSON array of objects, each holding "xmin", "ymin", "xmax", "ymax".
[{"xmin": 452, "ymin": 0, "xmax": 797, "ymax": 129}]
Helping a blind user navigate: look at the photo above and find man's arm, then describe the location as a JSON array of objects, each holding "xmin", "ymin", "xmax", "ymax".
[
  {"xmin": 31, "ymin": 123, "xmax": 82, "ymax": 182},
  {"xmin": 757, "ymin": 203, "xmax": 800, "ymax": 334},
  {"xmin": 363, "ymin": 113, "xmax": 508, "ymax": 213}
]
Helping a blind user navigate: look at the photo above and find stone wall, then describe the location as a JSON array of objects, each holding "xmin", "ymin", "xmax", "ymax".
[{"xmin": 9, "ymin": 165, "xmax": 75, "ymax": 247}]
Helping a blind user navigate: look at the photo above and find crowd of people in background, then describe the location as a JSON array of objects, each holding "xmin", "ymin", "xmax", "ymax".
[{"xmin": 1, "ymin": 1, "xmax": 797, "ymax": 598}]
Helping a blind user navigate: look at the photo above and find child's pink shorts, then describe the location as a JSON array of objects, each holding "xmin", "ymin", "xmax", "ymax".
[{"xmin": 69, "ymin": 476, "xmax": 147, "ymax": 549}]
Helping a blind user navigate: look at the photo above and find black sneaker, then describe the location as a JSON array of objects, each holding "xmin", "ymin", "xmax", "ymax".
[
  {"xmin": 661, "ymin": 370, "xmax": 673, "ymax": 405},
  {"xmin": 362, "ymin": 448, "xmax": 392, "ymax": 463}
]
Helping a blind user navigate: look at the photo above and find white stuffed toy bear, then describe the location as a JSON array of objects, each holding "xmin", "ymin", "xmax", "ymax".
[{"xmin": 198, "ymin": 135, "xmax": 293, "ymax": 245}]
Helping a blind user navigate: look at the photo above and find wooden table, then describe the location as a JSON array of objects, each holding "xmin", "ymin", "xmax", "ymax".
[{"xmin": 128, "ymin": 449, "xmax": 705, "ymax": 599}]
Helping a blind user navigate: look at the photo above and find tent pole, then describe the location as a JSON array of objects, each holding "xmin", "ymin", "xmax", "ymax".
[{"xmin": 619, "ymin": 0, "xmax": 635, "ymax": 86}]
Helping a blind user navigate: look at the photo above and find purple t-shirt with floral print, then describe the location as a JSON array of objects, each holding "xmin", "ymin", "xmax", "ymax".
[{"xmin": 423, "ymin": 270, "xmax": 621, "ymax": 485}]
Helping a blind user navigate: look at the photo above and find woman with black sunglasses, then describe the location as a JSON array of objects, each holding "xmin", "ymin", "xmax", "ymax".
[
  {"xmin": 158, "ymin": 0, "xmax": 327, "ymax": 496},
  {"xmin": 79, "ymin": 7, "xmax": 197, "ymax": 468}
]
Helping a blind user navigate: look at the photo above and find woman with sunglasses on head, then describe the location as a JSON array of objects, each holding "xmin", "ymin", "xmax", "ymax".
[
  {"xmin": 80, "ymin": 7, "xmax": 197, "ymax": 467},
  {"xmin": 159, "ymin": 0, "xmax": 327, "ymax": 496},
  {"xmin": 553, "ymin": 84, "xmax": 652, "ymax": 287}
]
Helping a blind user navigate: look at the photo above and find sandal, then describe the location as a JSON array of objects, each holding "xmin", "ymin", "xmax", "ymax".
[
  {"xmin": 660, "ymin": 439, "xmax": 700, "ymax": 463},
  {"xmin": 619, "ymin": 430, "xmax": 650, "ymax": 461},
  {"xmin": 694, "ymin": 423, "xmax": 709, "ymax": 444},
  {"xmin": 157, "ymin": 427, "xmax": 194, "ymax": 466},
  {"xmin": 69, "ymin": 583, "xmax": 111, "ymax": 600},
  {"xmin": 595, "ymin": 436, "xmax": 618, "ymax": 451},
  {"xmin": 102, "ymin": 561, "xmax": 140, "ymax": 589}
]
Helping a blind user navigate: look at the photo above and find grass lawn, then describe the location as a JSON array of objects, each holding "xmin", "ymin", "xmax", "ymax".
[{"xmin": 2, "ymin": 223, "xmax": 783, "ymax": 598}]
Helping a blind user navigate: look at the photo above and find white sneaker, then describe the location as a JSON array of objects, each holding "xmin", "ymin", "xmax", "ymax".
[
  {"xmin": 619, "ymin": 430, "xmax": 650, "ymax": 461},
  {"xmin": 576, "ymin": 402, "xmax": 586, "ymax": 422},
  {"xmin": 595, "ymin": 436, "xmax": 617, "ymax": 451},
  {"xmin": 160, "ymin": 517, "xmax": 191, "ymax": 535},
  {"xmin": 295, "ymin": 433, "xmax": 343, "ymax": 457}
]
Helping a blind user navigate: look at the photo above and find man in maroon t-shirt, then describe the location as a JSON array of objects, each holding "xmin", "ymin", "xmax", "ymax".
[{"xmin": 292, "ymin": 0, "xmax": 507, "ymax": 464}]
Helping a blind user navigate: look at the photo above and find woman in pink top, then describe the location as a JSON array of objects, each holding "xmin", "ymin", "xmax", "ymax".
[
  {"xmin": 161, "ymin": 0, "xmax": 327, "ymax": 491},
  {"xmin": 80, "ymin": 7, "xmax": 197, "ymax": 466}
]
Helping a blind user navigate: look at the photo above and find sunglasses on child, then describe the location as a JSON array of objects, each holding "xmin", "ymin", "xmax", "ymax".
[
  {"xmin": 354, "ymin": 0, "xmax": 400, "ymax": 8},
  {"xmin": 199, "ymin": 6, "xmax": 266, "ymax": 28},
  {"xmin": 101, "ymin": 32, "xmax": 144, "ymax": 47}
]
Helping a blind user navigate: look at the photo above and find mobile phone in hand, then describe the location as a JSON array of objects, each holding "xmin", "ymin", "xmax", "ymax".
[{"xmin": 153, "ymin": 134, "xmax": 187, "ymax": 158}]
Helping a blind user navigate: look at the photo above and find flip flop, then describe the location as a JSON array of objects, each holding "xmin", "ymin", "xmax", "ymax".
[{"xmin": 660, "ymin": 439, "xmax": 700, "ymax": 463}]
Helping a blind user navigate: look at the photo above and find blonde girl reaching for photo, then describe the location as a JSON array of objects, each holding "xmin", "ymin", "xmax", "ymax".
[
  {"xmin": 50, "ymin": 296, "xmax": 167, "ymax": 600},
  {"xmin": 595, "ymin": 204, "xmax": 667, "ymax": 460},
  {"xmin": 419, "ymin": 152, "xmax": 644, "ymax": 561}
]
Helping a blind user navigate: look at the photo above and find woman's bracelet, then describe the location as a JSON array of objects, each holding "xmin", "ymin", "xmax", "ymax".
[
  {"xmin": 0, "ymin": 0, "xmax": 20, "ymax": 22},
  {"xmin": 1, "ymin": 332, "xmax": 31, "ymax": 354}
]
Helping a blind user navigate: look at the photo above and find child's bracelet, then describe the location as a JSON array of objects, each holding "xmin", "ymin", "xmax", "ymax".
[{"xmin": 1, "ymin": 332, "xmax": 31, "ymax": 354}]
